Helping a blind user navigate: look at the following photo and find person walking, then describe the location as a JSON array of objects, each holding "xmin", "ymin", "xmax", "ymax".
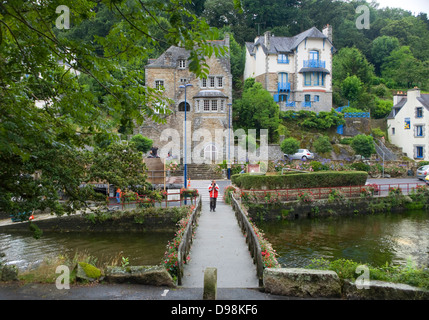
[
  {"xmin": 116, "ymin": 188, "xmax": 122, "ymax": 204},
  {"xmin": 208, "ymin": 180, "xmax": 219, "ymax": 212}
]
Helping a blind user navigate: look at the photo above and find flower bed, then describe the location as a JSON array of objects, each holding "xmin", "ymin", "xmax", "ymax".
[{"xmin": 162, "ymin": 205, "xmax": 196, "ymax": 279}]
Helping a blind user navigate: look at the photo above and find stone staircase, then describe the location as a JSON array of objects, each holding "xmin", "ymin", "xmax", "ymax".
[{"xmin": 186, "ymin": 163, "xmax": 224, "ymax": 180}]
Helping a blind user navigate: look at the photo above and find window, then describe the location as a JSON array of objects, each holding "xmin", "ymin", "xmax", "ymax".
[
  {"xmin": 314, "ymin": 95, "xmax": 320, "ymax": 102},
  {"xmin": 279, "ymin": 94, "xmax": 288, "ymax": 102},
  {"xmin": 209, "ymin": 76, "xmax": 215, "ymax": 88},
  {"xmin": 310, "ymin": 50, "xmax": 319, "ymax": 61},
  {"xmin": 416, "ymin": 107, "xmax": 423, "ymax": 118},
  {"xmin": 203, "ymin": 100, "xmax": 210, "ymax": 111},
  {"xmin": 178, "ymin": 102, "xmax": 190, "ymax": 112},
  {"xmin": 220, "ymin": 100, "xmax": 225, "ymax": 112},
  {"xmin": 211, "ymin": 100, "xmax": 218, "ymax": 111},
  {"xmin": 178, "ymin": 59, "xmax": 186, "ymax": 69},
  {"xmin": 304, "ymin": 73, "xmax": 312, "ymax": 86},
  {"xmin": 416, "ymin": 125, "xmax": 424, "ymax": 137},
  {"xmin": 201, "ymin": 78, "xmax": 207, "ymax": 88},
  {"xmin": 416, "ymin": 146, "xmax": 424, "ymax": 159},
  {"xmin": 217, "ymin": 77, "xmax": 223, "ymax": 88},
  {"xmin": 392, "ymin": 127, "xmax": 395, "ymax": 135},
  {"xmin": 180, "ymin": 78, "xmax": 187, "ymax": 84},
  {"xmin": 278, "ymin": 54, "xmax": 289, "ymax": 64},
  {"xmin": 155, "ymin": 80, "xmax": 164, "ymax": 90}
]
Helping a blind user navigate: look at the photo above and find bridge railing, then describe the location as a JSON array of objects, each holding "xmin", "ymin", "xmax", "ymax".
[
  {"xmin": 231, "ymin": 194, "xmax": 264, "ymax": 286},
  {"xmin": 177, "ymin": 195, "xmax": 202, "ymax": 286}
]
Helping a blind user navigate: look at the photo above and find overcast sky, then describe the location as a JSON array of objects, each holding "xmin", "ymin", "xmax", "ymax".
[{"xmin": 373, "ymin": 0, "xmax": 429, "ymax": 15}]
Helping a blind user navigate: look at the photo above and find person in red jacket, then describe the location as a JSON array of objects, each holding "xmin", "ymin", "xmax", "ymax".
[{"xmin": 208, "ymin": 180, "xmax": 219, "ymax": 212}]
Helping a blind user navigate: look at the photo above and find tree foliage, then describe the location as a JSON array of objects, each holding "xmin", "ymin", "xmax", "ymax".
[
  {"xmin": 233, "ymin": 78, "xmax": 280, "ymax": 143},
  {"xmin": 0, "ymin": 0, "xmax": 226, "ymax": 215},
  {"xmin": 280, "ymin": 138, "xmax": 300, "ymax": 156},
  {"xmin": 351, "ymin": 134, "xmax": 376, "ymax": 158}
]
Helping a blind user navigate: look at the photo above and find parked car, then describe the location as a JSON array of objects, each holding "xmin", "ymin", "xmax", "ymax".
[
  {"xmin": 416, "ymin": 165, "xmax": 429, "ymax": 180},
  {"xmin": 284, "ymin": 149, "xmax": 314, "ymax": 161}
]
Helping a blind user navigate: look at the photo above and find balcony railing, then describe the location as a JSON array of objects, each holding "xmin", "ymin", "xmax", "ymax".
[
  {"xmin": 285, "ymin": 101, "xmax": 296, "ymax": 107},
  {"xmin": 278, "ymin": 82, "xmax": 291, "ymax": 92},
  {"xmin": 303, "ymin": 59, "xmax": 326, "ymax": 68},
  {"xmin": 302, "ymin": 101, "xmax": 312, "ymax": 108}
]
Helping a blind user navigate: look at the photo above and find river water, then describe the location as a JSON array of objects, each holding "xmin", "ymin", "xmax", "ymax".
[
  {"xmin": 258, "ymin": 210, "xmax": 429, "ymax": 269},
  {"xmin": 0, "ymin": 231, "xmax": 174, "ymax": 271}
]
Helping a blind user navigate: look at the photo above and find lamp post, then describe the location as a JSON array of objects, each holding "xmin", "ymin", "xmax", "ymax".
[
  {"xmin": 179, "ymin": 84, "xmax": 193, "ymax": 190},
  {"xmin": 227, "ymin": 102, "xmax": 232, "ymax": 179}
]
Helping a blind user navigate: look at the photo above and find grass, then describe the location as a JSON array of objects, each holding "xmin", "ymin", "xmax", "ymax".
[
  {"xmin": 307, "ymin": 258, "xmax": 429, "ymax": 290},
  {"xmin": 18, "ymin": 250, "xmax": 124, "ymax": 284}
]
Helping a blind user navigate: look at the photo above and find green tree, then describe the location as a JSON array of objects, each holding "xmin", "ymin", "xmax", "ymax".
[
  {"xmin": 130, "ymin": 135, "xmax": 153, "ymax": 154},
  {"xmin": 280, "ymin": 138, "xmax": 300, "ymax": 156},
  {"xmin": 351, "ymin": 134, "xmax": 376, "ymax": 158},
  {"xmin": 333, "ymin": 47, "xmax": 375, "ymax": 85},
  {"xmin": 233, "ymin": 79, "xmax": 280, "ymax": 143},
  {"xmin": 313, "ymin": 136, "xmax": 332, "ymax": 155},
  {"xmin": 370, "ymin": 36, "xmax": 400, "ymax": 74},
  {"xmin": 341, "ymin": 75, "xmax": 363, "ymax": 103},
  {"xmin": 0, "ymin": 0, "xmax": 226, "ymax": 215}
]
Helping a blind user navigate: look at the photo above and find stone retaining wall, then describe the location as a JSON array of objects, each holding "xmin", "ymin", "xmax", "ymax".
[{"xmin": 263, "ymin": 268, "xmax": 429, "ymax": 300}]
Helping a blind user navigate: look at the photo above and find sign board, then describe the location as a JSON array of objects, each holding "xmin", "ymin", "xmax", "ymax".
[
  {"xmin": 247, "ymin": 164, "xmax": 260, "ymax": 173},
  {"xmin": 167, "ymin": 189, "xmax": 181, "ymax": 201}
]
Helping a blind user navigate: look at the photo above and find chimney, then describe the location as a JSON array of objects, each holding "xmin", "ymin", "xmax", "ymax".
[
  {"xmin": 322, "ymin": 24, "xmax": 333, "ymax": 43},
  {"xmin": 393, "ymin": 90, "xmax": 407, "ymax": 105},
  {"xmin": 407, "ymin": 87, "xmax": 421, "ymax": 102},
  {"xmin": 264, "ymin": 31, "xmax": 271, "ymax": 50}
]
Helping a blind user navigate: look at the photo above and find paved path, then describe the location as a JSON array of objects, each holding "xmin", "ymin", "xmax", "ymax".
[{"xmin": 181, "ymin": 180, "xmax": 259, "ymax": 288}]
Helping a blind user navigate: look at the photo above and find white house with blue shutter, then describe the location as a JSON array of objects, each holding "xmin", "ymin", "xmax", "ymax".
[
  {"xmin": 387, "ymin": 88, "xmax": 429, "ymax": 161},
  {"xmin": 244, "ymin": 26, "xmax": 335, "ymax": 112}
]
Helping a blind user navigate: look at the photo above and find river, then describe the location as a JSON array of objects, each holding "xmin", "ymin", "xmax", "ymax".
[
  {"xmin": 0, "ymin": 231, "xmax": 174, "ymax": 271},
  {"xmin": 258, "ymin": 210, "xmax": 429, "ymax": 268}
]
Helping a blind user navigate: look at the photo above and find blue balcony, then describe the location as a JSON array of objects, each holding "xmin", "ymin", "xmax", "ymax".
[
  {"xmin": 285, "ymin": 101, "xmax": 296, "ymax": 107},
  {"xmin": 303, "ymin": 59, "xmax": 326, "ymax": 69},
  {"xmin": 278, "ymin": 82, "xmax": 291, "ymax": 92},
  {"xmin": 302, "ymin": 101, "xmax": 312, "ymax": 108}
]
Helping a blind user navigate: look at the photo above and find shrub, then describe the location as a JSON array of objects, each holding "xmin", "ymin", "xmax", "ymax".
[
  {"xmin": 280, "ymin": 137, "xmax": 300, "ymax": 155},
  {"xmin": 313, "ymin": 136, "xmax": 332, "ymax": 154},
  {"xmin": 351, "ymin": 162, "xmax": 371, "ymax": 172},
  {"xmin": 351, "ymin": 134, "xmax": 376, "ymax": 158},
  {"xmin": 231, "ymin": 171, "xmax": 368, "ymax": 190}
]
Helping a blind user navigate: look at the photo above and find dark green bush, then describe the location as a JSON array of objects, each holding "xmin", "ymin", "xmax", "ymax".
[
  {"xmin": 351, "ymin": 162, "xmax": 371, "ymax": 172},
  {"xmin": 231, "ymin": 171, "xmax": 368, "ymax": 190}
]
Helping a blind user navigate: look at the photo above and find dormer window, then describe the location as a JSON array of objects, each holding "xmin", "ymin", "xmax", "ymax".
[{"xmin": 178, "ymin": 59, "xmax": 186, "ymax": 69}]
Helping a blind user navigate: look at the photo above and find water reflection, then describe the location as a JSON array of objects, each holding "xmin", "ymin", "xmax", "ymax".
[
  {"xmin": 0, "ymin": 231, "xmax": 174, "ymax": 271},
  {"xmin": 258, "ymin": 210, "xmax": 429, "ymax": 268}
]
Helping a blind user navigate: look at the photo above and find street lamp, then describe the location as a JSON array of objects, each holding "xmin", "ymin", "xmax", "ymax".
[
  {"xmin": 227, "ymin": 102, "xmax": 232, "ymax": 179},
  {"xmin": 179, "ymin": 83, "xmax": 193, "ymax": 190}
]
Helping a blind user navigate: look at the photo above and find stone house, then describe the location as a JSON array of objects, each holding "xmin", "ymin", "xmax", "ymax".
[
  {"xmin": 244, "ymin": 26, "xmax": 335, "ymax": 112},
  {"xmin": 387, "ymin": 88, "xmax": 429, "ymax": 161},
  {"xmin": 135, "ymin": 35, "xmax": 233, "ymax": 163}
]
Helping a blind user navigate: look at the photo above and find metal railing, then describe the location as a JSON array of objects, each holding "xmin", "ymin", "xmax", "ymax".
[
  {"xmin": 303, "ymin": 59, "xmax": 326, "ymax": 68},
  {"xmin": 231, "ymin": 195, "xmax": 264, "ymax": 286},
  {"xmin": 177, "ymin": 196, "xmax": 201, "ymax": 285}
]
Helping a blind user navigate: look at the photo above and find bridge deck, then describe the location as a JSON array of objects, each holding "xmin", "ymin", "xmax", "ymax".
[{"xmin": 181, "ymin": 181, "xmax": 259, "ymax": 288}]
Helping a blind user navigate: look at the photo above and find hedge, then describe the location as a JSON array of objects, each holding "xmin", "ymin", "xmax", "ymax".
[{"xmin": 231, "ymin": 171, "xmax": 368, "ymax": 190}]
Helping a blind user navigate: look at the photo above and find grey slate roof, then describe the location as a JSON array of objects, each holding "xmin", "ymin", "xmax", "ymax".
[
  {"xmin": 387, "ymin": 94, "xmax": 429, "ymax": 119},
  {"xmin": 246, "ymin": 27, "xmax": 333, "ymax": 56},
  {"xmin": 146, "ymin": 39, "xmax": 230, "ymax": 70}
]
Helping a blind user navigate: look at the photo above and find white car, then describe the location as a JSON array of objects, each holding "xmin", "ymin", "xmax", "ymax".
[
  {"xmin": 284, "ymin": 149, "xmax": 314, "ymax": 161},
  {"xmin": 416, "ymin": 165, "xmax": 429, "ymax": 180}
]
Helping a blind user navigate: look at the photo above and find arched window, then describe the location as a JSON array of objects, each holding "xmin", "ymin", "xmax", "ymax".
[{"xmin": 178, "ymin": 102, "xmax": 190, "ymax": 112}]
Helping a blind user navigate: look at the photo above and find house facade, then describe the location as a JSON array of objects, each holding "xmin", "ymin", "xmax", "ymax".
[
  {"xmin": 135, "ymin": 35, "xmax": 233, "ymax": 163},
  {"xmin": 387, "ymin": 88, "xmax": 429, "ymax": 161},
  {"xmin": 244, "ymin": 26, "xmax": 334, "ymax": 112}
]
